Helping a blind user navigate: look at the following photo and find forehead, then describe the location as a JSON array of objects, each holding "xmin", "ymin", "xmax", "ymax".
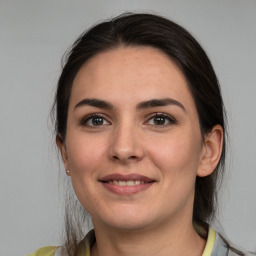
[{"xmin": 70, "ymin": 46, "xmax": 194, "ymax": 109}]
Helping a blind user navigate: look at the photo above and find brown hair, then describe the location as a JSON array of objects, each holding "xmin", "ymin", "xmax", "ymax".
[{"xmin": 53, "ymin": 13, "xmax": 227, "ymax": 255}]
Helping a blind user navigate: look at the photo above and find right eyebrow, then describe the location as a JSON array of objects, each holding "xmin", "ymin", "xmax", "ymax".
[
  {"xmin": 74, "ymin": 98, "xmax": 114, "ymax": 111},
  {"xmin": 136, "ymin": 98, "xmax": 186, "ymax": 113}
]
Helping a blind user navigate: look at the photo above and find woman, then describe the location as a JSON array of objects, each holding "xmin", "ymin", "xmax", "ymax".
[{"xmin": 29, "ymin": 13, "xmax": 250, "ymax": 256}]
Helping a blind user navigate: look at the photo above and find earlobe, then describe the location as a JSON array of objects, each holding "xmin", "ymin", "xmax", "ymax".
[
  {"xmin": 56, "ymin": 134, "xmax": 69, "ymax": 170},
  {"xmin": 197, "ymin": 125, "xmax": 224, "ymax": 177}
]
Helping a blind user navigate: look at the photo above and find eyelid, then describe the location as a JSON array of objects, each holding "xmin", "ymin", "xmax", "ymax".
[
  {"xmin": 145, "ymin": 112, "xmax": 177, "ymax": 126},
  {"xmin": 79, "ymin": 112, "xmax": 176, "ymax": 127},
  {"xmin": 80, "ymin": 113, "xmax": 111, "ymax": 126}
]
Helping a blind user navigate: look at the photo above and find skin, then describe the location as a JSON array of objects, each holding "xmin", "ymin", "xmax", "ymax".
[{"xmin": 58, "ymin": 46, "xmax": 223, "ymax": 256}]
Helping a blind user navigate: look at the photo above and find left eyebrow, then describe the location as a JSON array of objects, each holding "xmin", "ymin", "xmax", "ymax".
[
  {"xmin": 74, "ymin": 98, "xmax": 114, "ymax": 111},
  {"xmin": 136, "ymin": 98, "xmax": 186, "ymax": 113}
]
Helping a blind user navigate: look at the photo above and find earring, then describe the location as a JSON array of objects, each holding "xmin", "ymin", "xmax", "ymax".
[{"xmin": 66, "ymin": 170, "xmax": 71, "ymax": 176}]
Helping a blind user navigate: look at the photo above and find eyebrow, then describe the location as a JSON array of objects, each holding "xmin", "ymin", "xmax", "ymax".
[
  {"xmin": 136, "ymin": 98, "xmax": 186, "ymax": 112},
  {"xmin": 74, "ymin": 97, "xmax": 186, "ymax": 112},
  {"xmin": 74, "ymin": 98, "xmax": 114, "ymax": 110}
]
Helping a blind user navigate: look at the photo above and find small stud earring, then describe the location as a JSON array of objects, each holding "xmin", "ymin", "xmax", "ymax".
[{"xmin": 66, "ymin": 170, "xmax": 71, "ymax": 175}]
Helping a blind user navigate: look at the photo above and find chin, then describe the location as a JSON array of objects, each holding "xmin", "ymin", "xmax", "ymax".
[
  {"xmin": 93, "ymin": 207, "xmax": 159, "ymax": 232},
  {"xmin": 106, "ymin": 218, "xmax": 153, "ymax": 231}
]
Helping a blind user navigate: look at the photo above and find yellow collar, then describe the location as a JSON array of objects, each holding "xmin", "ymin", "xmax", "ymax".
[{"xmin": 202, "ymin": 227, "xmax": 216, "ymax": 256}]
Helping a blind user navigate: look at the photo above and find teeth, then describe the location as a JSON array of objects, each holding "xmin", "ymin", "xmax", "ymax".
[
  {"xmin": 110, "ymin": 180, "xmax": 146, "ymax": 186},
  {"xmin": 119, "ymin": 181, "xmax": 126, "ymax": 186},
  {"xmin": 126, "ymin": 180, "xmax": 134, "ymax": 186}
]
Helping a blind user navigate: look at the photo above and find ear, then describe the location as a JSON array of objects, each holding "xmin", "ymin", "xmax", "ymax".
[
  {"xmin": 56, "ymin": 134, "xmax": 69, "ymax": 171},
  {"xmin": 197, "ymin": 125, "xmax": 224, "ymax": 177}
]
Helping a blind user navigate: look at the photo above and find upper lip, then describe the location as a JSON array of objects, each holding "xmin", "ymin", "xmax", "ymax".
[{"xmin": 99, "ymin": 173, "xmax": 155, "ymax": 183}]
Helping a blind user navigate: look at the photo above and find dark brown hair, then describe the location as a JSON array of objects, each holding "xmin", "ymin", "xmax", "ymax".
[{"xmin": 53, "ymin": 13, "xmax": 226, "ymax": 255}]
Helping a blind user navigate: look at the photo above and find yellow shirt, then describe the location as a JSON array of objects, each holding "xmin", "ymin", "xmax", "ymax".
[
  {"xmin": 28, "ymin": 228, "xmax": 216, "ymax": 256},
  {"xmin": 27, "ymin": 246, "xmax": 57, "ymax": 256}
]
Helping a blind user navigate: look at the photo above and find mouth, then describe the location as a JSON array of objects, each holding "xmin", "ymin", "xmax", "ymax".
[
  {"xmin": 106, "ymin": 180, "xmax": 150, "ymax": 186},
  {"xmin": 99, "ymin": 173, "xmax": 155, "ymax": 185},
  {"xmin": 99, "ymin": 174, "xmax": 155, "ymax": 195}
]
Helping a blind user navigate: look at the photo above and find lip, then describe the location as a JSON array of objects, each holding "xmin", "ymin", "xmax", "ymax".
[
  {"xmin": 100, "ymin": 173, "xmax": 154, "ymax": 182},
  {"xmin": 99, "ymin": 173, "xmax": 156, "ymax": 195}
]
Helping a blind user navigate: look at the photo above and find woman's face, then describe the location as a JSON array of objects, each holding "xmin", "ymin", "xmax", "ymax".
[{"xmin": 59, "ymin": 46, "xmax": 207, "ymax": 231}]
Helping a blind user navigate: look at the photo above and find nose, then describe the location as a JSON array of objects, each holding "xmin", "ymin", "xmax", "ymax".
[{"xmin": 108, "ymin": 122, "xmax": 145, "ymax": 164}]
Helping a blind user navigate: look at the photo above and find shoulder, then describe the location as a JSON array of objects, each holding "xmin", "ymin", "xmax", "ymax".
[
  {"xmin": 27, "ymin": 246, "xmax": 58, "ymax": 256},
  {"xmin": 26, "ymin": 229, "xmax": 95, "ymax": 256}
]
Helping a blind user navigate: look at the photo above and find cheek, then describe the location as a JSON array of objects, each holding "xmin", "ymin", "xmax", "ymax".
[
  {"xmin": 65, "ymin": 133, "xmax": 108, "ymax": 177},
  {"xmin": 147, "ymin": 131, "xmax": 202, "ymax": 177},
  {"xmin": 65, "ymin": 134, "xmax": 109, "ymax": 211},
  {"xmin": 144, "ymin": 133, "xmax": 202, "ymax": 216}
]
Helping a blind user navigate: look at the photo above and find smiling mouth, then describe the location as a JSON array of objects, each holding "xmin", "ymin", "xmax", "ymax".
[
  {"xmin": 99, "ymin": 174, "xmax": 155, "ymax": 194},
  {"xmin": 103, "ymin": 180, "xmax": 152, "ymax": 186}
]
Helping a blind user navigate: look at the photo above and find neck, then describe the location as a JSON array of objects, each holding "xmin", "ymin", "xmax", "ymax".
[{"xmin": 91, "ymin": 216, "xmax": 206, "ymax": 256}]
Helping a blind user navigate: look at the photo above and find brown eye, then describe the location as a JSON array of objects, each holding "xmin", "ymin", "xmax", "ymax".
[
  {"xmin": 92, "ymin": 116, "xmax": 104, "ymax": 126},
  {"xmin": 81, "ymin": 114, "xmax": 110, "ymax": 127},
  {"xmin": 146, "ymin": 113, "xmax": 176, "ymax": 127},
  {"xmin": 153, "ymin": 116, "xmax": 166, "ymax": 125}
]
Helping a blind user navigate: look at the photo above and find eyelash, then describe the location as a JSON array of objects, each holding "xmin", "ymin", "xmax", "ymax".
[
  {"xmin": 145, "ymin": 113, "xmax": 177, "ymax": 127},
  {"xmin": 80, "ymin": 113, "xmax": 176, "ymax": 128},
  {"xmin": 80, "ymin": 113, "xmax": 111, "ymax": 127}
]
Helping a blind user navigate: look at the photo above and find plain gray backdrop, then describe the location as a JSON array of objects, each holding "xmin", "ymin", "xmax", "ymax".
[{"xmin": 0, "ymin": 1, "xmax": 255, "ymax": 255}]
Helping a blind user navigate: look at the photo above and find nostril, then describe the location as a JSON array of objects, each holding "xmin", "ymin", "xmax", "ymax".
[{"xmin": 111, "ymin": 155, "xmax": 138, "ymax": 161}]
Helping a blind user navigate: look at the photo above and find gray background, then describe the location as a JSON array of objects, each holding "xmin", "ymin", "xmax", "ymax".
[{"xmin": 0, "ymin": 1, "xmax": 255, "ymax": 255}]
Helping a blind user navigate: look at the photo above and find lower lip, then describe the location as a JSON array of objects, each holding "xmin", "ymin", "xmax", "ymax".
[{"xmin": 101, "ymin": 182, "xmax": 154, "ymax": 195}]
